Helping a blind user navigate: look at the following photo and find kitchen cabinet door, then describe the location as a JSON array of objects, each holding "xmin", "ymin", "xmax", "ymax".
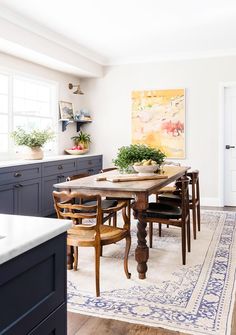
[
  {"xmin": 42, "ymin": 174, "xmax": 68, "ymax": 217},
  {"xmin": 16, "ymin": 178, "xmax": 42, "ymax": 217},
  {"xmin": 0, "ymin": 183, "xmax": 16, "ymax": 214},
  {"xmin": 42, "ymin": 175, "xmax": 59, "ymax": 217}
]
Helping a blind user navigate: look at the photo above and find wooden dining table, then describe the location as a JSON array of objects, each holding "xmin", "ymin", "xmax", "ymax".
[{"xmin": 54, "ymin": 165, "xmax": 189, "ymax": 279}]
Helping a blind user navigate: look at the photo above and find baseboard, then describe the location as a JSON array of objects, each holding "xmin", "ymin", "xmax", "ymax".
[{"xmin": 200, "ymin": 197, "xmax": 221, "ymax": 207}]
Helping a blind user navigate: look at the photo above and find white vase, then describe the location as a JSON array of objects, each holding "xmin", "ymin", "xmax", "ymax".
[{"xmin": 25, "ymin": 147, "xmax": 44, "ymax": 160}]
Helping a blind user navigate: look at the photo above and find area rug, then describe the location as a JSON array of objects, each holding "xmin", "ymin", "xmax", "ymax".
[{"xmin": 67, "ymin": 210, "xmax": 236, "ymax": 335}]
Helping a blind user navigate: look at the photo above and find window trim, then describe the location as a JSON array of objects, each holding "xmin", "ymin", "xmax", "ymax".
[{"xmin": 0, "ymin": 67, "xmax": 59, "ymax": 160}]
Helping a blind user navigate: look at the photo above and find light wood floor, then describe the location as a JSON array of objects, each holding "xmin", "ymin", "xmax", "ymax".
[{"xmin": 68, "ymin": 206, "xmax": 236, "ymax": 335}]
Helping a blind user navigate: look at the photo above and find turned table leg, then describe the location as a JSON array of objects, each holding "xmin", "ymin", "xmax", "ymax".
[
  {"xmin": 134, "ymin": 210, "xmax": 149, "ymax": 279},
  {"xmin": 67, "ymin": 245, "xmax": 74, "ymax": 270}
]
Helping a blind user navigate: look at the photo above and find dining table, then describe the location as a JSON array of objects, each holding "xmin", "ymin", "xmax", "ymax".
[{"xmin": 54, "ymin": 165, "xmax": 189, "ymax": 279}]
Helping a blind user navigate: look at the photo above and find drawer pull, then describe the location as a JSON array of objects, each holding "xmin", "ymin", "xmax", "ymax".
[
  {"xmin": 14, "ymin": 172, "xmax": 22, "ymax": 177},
  {"xmin": 58, "ymin": 165, "xmax": 63, "ymax": 170}
]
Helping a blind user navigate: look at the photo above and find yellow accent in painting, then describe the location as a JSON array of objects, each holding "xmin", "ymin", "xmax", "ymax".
[{"xmin": 131, "ymin": 89, "xmax": 185, "ymax": 159}]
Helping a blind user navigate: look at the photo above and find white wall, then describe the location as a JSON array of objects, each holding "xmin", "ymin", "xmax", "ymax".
[
  {"xmin": 0, "ymin": 51, "xmax": 83, "ymax": 154},
  {"xmin": 81, "ymin": 56, "xmax": 236, "ymax": 205}
]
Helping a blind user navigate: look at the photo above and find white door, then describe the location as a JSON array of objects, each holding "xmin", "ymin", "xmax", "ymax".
[{"xmin": 224, "ymin": 87, "xmax": 236, "ymax": 205}]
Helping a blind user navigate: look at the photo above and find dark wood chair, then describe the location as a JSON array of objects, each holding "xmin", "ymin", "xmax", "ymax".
[
  {"xmin": 158, "ymin": 170, "xmax": 200, "ymax": 239},
  {"xmin": 53, "ymin": 191, "xmax": 131, "ymax": 297},
  {"xmin": 140, "ymin": 176, "xmax": 190, "ymax": 265}
]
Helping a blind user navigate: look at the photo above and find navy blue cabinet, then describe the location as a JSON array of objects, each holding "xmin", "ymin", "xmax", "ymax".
[
  {"xmin": 42, "ymin": 156, "xmax": 102, "ymax": 216},
  {"xmin": 17, "ymin": 178, "xmax": 42, "ymax": 216},
  {"xmin": 0, "ymin": 164, "xmax": 42, "ymax": 216},
  {"xmin": 41, "ymin": 159, "xmax": 77, "ymax": 216},
  {"xmin": 0, "ymin": 233, "xmax": 67, "ymax": 335},
  {"xmin": 0, "ymin": 155, "xmax": 103, "ymax": 217},
  {"xmin": 0, "ymin": 183, "xmax": 15, "ymax": 214},
  {"xmin": 76, "ymin": 155, "xmax": 103, "ymax": 175}
]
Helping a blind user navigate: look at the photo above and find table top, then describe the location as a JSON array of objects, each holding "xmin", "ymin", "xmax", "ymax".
[{"xmin": 54, "ymin": 165, "xmax": 189, "ymax": 198}]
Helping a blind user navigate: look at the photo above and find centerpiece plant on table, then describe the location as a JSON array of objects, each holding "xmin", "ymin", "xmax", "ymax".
[
  {"xmin": 11, "ymin": 127, "xmax": 54, "ymax": 160},
  {"xmin": 113, "ymin": 144, "xmax": 166, "ymax": 173}
]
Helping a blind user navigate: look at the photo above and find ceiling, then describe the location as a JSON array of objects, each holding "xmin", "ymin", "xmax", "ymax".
[{"xmin": 0, "ymin": 0, "xmax": 236, "ymax": 66}]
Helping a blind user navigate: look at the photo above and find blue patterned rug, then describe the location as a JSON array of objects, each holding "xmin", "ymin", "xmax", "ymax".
[{"xmin": 67, "ymin": 210, "xmax": 236, "ymax": 335}]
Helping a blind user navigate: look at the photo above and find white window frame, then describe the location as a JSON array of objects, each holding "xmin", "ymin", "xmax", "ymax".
[{"xmin": 0, "ymin": 68, "xmax": 58, "ymax": 160}]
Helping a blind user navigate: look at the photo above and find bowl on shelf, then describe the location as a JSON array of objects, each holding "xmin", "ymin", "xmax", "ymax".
[
  {"xmin": 133, "ymin": 164, "xmax": 159, "ymax": 175},
  {"xmin": 65, "ymin": 148, "xmax": 89, "ymax": 155}
]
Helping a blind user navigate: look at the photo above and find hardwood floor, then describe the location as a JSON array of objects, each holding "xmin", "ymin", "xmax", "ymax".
[{"xmin": 68, "ymin": 206, "xmax": 236, "ymax": 335}]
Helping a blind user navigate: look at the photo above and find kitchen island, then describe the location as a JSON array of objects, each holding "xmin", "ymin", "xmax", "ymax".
[{"xmin": 0, "ymin": 214, "xmax": 71, "ymax": 335}]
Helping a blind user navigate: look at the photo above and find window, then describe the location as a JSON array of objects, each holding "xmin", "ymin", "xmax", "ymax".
[
  {"xmin": 0, "ymin": 71, "xmax": 58, "ymax": 158},
  {"xmin": 0, "ymin": 73, "xmax": 9, "ymax": 153}
]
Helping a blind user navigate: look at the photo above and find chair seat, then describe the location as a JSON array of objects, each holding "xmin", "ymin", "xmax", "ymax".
[
  {"xmin": 159, "ymin": 193, "xmax": 192, "ymax": 202},
  {"xmin": 146, "ymin": 202, "xmax": 182, "ymax": 219},
  {"xmin": 158, "ymin": 186, "xmax": 177, "ymax": 193},
  {"xmin": 67, "ymin": 224, "xmax": 129, "ymax": 245},
  {"xmin": 85, "ymin": 199, "xmax": 118, "ymax": 209}
]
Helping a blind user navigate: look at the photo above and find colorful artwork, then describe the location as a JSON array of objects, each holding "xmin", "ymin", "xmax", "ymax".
[{"xmin": 131, "ymin": 89, "xmax": 185, "ymax": 158}]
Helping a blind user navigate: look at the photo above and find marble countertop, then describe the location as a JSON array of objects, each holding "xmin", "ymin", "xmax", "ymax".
[
  {"xmin": 0, "ymin": 214, "xmax": 71, "ymax": 264},
  {"xmin": 0, "ymin": 153, "xmax": 103, "ymax": 168}
]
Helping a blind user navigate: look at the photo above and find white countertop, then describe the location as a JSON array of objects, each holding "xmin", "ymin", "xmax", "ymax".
[
  {"xmin": 0, "ymin": 214, "xmax": 71, "ymax": 264},
  {"xmin": 0, "ymin": 153, "xmax": 103, "ymax": 168}
]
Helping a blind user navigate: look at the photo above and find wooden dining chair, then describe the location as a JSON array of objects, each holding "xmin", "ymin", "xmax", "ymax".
[
  {"xmin": 53, "ymin": 191, "xmax": 131, "ymax": 297},
  {"xmin": 66, "ymin": 172, "xmax": 122, "ymax": 226},
  {"xmin": 153, "ymin": 161, "xmax": 181, "ymax": 201},
  {"xmin": 140, "ymin": 176, "xmax": 190, "ymax": 265},
  {"xmin": 158, "ymin": 170, "xmax": 200, "ymax": 240},
  {"xmin": 100, "ymin": 167, "xmax": 133, "ymax": 225}
]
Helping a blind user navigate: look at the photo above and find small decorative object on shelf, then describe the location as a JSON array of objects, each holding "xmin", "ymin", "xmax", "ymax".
[
  {"xmin": 11, "ymin": 127, "xmax": 54, "ymax": 160},
  {"xmin": 59, "ymin": 101, "xmax": 74, "ymax": 120},
  {"xmin": 65, "ymin": 131, "xmax": 92, "ymax": 155},
  {"xmin": 113, "ymin": 144, "xmax": 166, "ymax": 174},
  {"xmin": 74, "ymin": 109, "xmax": 92, "ymax": 122},
  {"xmin": 59, "ymin": 108, "xmax": 92, "ymax": 132}
]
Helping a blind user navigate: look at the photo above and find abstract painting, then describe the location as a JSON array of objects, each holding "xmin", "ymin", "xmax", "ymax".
[{"xmin": 131, "ymin": 89, "xmax": 185, "ymax": 158}]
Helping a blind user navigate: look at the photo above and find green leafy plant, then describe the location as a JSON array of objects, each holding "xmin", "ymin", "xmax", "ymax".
[
  {"xmin": 71, "ymin": 131, "xmax": 91, "ymax": 148},
  {"xmin": 113, "ymin": 144, "xmax": 166, "ymax": 172},
  {"xmin": 11, "ymin": 127, "xmax": 54, "ymax": 148}
]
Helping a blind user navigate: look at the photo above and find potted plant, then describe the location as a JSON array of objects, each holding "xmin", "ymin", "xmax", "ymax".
[
  {"xmin": 11, "ymin": 127, "xmax": 54, "ymax": 160},
  {"xmin": 71, "ymin": 131, "xmax": 91, "ymax": 150},
  {"xmin": 113, "ymin": 144, "xmax": 166, "ymax": 173}
]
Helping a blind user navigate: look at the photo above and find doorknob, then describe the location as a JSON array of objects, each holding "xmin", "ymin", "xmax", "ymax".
[{"xmin": 225, "ymin": 145, "xmax": 235, "ymax": 149}]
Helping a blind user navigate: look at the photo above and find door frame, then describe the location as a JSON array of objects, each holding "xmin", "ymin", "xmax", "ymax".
[{"xmin": 219, "ymin": 81, "xmax": 236, "ymax": 206}]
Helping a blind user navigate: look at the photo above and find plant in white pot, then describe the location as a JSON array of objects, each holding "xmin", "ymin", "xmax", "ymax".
[{"xmin": 11, "ymin": 127, "xmax": 54, "ymax": 160}]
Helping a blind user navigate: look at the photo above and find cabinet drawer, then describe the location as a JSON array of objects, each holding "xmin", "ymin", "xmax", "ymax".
[
  {"xmin": 76, "ymin": 155, "xmax": 102, "ymax": 170},
  {"xmin": 42, "ymin": 159, "xmax": 76, "ymax": 177},
  {"xmin": 0, "ymin": 164, "xmax": 41, "ymax": 185},
  {"xmin": 28, "ymin": 303, "xmax": 66, "ymax": 335}
]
